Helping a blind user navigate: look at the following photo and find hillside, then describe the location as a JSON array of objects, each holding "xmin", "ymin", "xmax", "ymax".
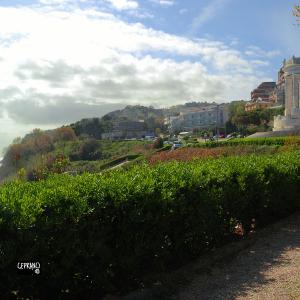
[
  {"xmin": 69, "ymin": 103, "xmax": 229, "ymax": 139},
  {"xmin": 0, "ymin": 129, "xmax": 157, "ymax": 182},
  {"xmin": 0, "ymin": 102, "xmax": 225, "ymax": 182},
  {"xmin": 70, "ymin": 105, "xmax": 167, "ymax": 139},
  {"xmin": 1, "ymin": 100, "xmax": 281, "ymax": 183}
]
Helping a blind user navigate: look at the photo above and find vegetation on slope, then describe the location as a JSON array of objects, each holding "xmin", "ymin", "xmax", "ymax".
[
  {"xmin": 226, "ymin": 101, "xmax": 284, "ymax": 134},
  {"xmin": 1, "ymin": 150, "xmax": 300, "ymax": 298},
  {"xmin": 0, "ymin": 126, "xmax": 153, "ymax": 182}
]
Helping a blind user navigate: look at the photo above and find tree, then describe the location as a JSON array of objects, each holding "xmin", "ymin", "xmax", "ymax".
[
  {"xmin": 54, "ymin": 127, "xmax": 77, "ymax": 142},
  {"xmin": 8, "ymin": 144, "xmax": 23, "ymax": 167},
  {"xmin": 293, "ymin": 5, "xmax": 300, "ymax": 24},
  {"xmin": 153, "ymin": 137, "xmax": 163, "ymax": 149},
  {"xmin": 155, "ymin": 128, "xmax": 161, "ymax": 137},
  {"xmin": 78, "ymin": 139, "xmax": 102, "ymax": 160}
]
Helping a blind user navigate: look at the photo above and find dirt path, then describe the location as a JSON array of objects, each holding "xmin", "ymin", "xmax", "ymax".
[{"xmin": 176, "ymin": 214, "xmax": 300, "ymax": 300}]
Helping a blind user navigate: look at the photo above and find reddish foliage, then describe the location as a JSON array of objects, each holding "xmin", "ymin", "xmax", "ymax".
[
  {"xmin": 233, "ymin": 223, "xmax": 244, "ymax": 237},
  {"xmin": 147, "ymin": 145, "xmax": 279, "ymax": 165},
  {"xmin": 148, "ymin": 147, "xmax": 227, "ymax": 165},
  {"xmin": 54, "ymin": 127, "xmax": 77, "ymax": 142}
]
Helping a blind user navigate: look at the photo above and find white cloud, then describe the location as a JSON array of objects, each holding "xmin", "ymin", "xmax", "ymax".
[
  {"xmin": 150, "ymin": 0, "xmax": 175, "ymax": 7},
  {"xmin": 250, "ymin": 60, "xmax": 270, "ymax": 67},
  {"xmin": 38, "ymin": 0, "xmax": 90, "ymax": 7},
  {"xmin": 191, "ymin": 0, "xmax": 230, "ymax": 32},
  {"xmin": 105, "ymin": 0, "xmax": 139, "ymax": 10},
  {"xmin": 179, "ymin": 8, "xmax": 188, "ymax": 14},
  {"xmin": 0, "ymin": 3, "xmax": 273, "ymax": 150},
  {"xmin": 245, "ymin": 46, "xmax": 280, "ymax": 58}
]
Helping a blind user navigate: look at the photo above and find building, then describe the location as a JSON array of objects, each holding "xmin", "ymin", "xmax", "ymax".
[
  {"xmin": 101, "ymin": 120, "xmax": 148, "ymax": 140},
  {"xmin": 270, "ymin": 67, "xmax": 285, "ymax": 105},
  {"xmin": 166, "ymin": 104, "xmax": 228, "ymax": 134},
  {"xmin": 246, "ymin": 82, "xmax": 276, "ymax": 112},
  {"xmin": 274, "ymin": 56, "xmax": 300, "ymax": 131},
  {"xmin": 245, "ymin": 98, "xmax": 274, "ymax": 112},
  {"xmin": 251, "ymin": 82, "xmax": 276, "ymax": 102},
  {"xmin": 246, "ymin": 80, "xmax": 283, "ymax": 112}
]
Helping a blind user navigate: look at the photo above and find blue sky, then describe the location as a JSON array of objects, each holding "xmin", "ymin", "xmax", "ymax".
[{"xmin": 0, "ymin": 0, "xmax": 298, "ymax": 150}]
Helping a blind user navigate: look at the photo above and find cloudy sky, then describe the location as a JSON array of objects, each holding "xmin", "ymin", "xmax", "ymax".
[{"xmin": 0, "ymin": 0, "xmax": 298, "ymax": 151}]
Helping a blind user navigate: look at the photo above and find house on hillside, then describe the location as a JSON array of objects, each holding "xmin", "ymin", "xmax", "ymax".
[{"xmin": 101, "ymin": 120, "xmax": 148, "ymax": 140}]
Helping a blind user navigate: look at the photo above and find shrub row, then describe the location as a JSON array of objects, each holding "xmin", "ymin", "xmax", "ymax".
[
  {"xmin": 98, "ymin": 154, "xmax": 141, "ymax": 171},
  {"xmin": 194, "ymin": 136, "xmax": 300, "ymax": 148},
  {"xmin": 1, "ymin": 151, "xmax": 300, "ymax": 298}
]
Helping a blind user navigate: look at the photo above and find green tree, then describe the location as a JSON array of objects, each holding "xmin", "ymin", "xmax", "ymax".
[{"xmin": 78, "ymin": 139, "xmax": 102, "ymax": 160}]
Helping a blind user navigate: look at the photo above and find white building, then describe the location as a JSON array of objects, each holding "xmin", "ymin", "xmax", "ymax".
[
  {"xmin": 274, "ymin": 56, "xmax": 300, "ymax": 131},
  {"xmin": 166, "ymin": 105, "xmax": 228, "ymax": 133}
]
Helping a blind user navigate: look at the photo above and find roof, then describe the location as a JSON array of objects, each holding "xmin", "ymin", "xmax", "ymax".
[{"xmin": 284, "ymin": 56, "xmax": 300, "ymax": 67}]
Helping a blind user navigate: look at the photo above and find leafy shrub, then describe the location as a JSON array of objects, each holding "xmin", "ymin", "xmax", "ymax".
[
  {"xmin": 195, "ymin": 136, "xmax": 300, "ymax": 148},
  {"xmin": 1, "ymin": 151, "xmax": 300, "ymax": 298},
  {"xmin": 70, "ymin": 139, "xmax": 102, "ymax": 161},
  {"xmin": 26, "ymin": 154, "xmax": 70, "ymax": 181},
  {"xmin": 152, "ymin": 137, "xmax": 164, "ymax": 149},
  {"xmin": 53, "ymin": 127, "xmax": 77, "ymax": 142}
]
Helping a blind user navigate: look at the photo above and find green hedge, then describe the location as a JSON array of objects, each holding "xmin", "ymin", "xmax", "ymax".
[
  {"xmin": 1, "ymin": 151, "xmax": 300, "ymax": 298},
  {"xmin": 155, "ymin": 144, "xmax": 172, "ymax": 152},
  {"xmin": 194, "ymin": 136, "xmax": 300, "ymax": 148},
  {"xmin": 98, "ymin": 154, "xmax": 141, "ymax": 170}
]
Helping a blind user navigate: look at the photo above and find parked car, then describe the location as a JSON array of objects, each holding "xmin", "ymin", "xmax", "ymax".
[
  {"xmin": 171, "ymin": 142, "xmax": 182, "ymax": 150},
  {"xmin": 226, "ymin": 133, "xmax": 238, "ymax": 139}
]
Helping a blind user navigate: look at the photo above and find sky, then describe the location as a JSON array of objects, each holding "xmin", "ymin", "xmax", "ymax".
[{"xmin": 0, "ymin": 0, "xmax": 299, "ymax": 151}]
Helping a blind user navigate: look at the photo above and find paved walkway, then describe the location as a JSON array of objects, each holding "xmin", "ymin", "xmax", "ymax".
[{"xmin": 176, "ymin": 214, "xmax": 300, "ymax": 300}]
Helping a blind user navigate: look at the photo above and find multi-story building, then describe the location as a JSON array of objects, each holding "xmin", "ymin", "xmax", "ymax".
[
  {"xmin": 245, "ymin": 98, "xmax": 274, "ymax": 112},
  {"xmin": 101, "ymin": 120, "xmax": 148, "ymax": 140},
  {"xmin": 166, "ymin": 105, "xmax": 228, "ymax": 133},
  {"xmin": 246, "ymin": 75, "xmax": 286, "ymax": 112},
  {"xmin": 269, "ymin": 67, "xmax": 285, "ymax": 105},
  {"xmin": 250, "ymin": 82, "xmax": 276, "ymax": 102},
  {"xmin": 246, "ymin": 61, "xmax": 288, "ymax": 112}
]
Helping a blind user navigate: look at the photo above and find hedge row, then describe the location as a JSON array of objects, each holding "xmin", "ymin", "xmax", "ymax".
[
  {"xmin": 98, "ymin": 154, "xmax": 141, "ymax": 170},
  {"xmin": 193, "ymin": 136, "xmax": 300, "ymax": 148},
  {"xmin": 1, "ymin": 151, "xmax": 300, "ymax": 298},
  {"xmin": 99, "ymin": 146, "xmax": 170, "ymax": 171}
]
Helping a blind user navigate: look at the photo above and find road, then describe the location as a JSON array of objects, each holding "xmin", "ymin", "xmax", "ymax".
[{"xmin": 176, "ymin": 213, "xmax": 300, "ymax": 300}]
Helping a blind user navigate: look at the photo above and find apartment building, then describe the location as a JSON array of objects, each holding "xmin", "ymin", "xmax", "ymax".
[{"xmin": 166, "ymin": 105, "xmax": 228, "ymax": 133}]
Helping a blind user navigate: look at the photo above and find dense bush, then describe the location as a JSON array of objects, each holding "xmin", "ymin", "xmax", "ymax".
[
  {"xmin": 1, "ymin": 151, "xmax": 300, "ymax": 298},
  {"xmin": 152, "ymin": 137, "xmax": 164, "ymax": 149},
  {"xmin": 69, "ymin": 139, "xmax": 102, "ymax": 161},
  {"xmin": 195, "ymin": 136, "xmax": 300, "ymax": 148}
]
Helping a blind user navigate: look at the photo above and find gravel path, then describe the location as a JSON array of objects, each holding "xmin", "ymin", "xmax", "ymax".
[{"xmin": 176, "ymin": 214, "xmax": 300, "ymax": 300}]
